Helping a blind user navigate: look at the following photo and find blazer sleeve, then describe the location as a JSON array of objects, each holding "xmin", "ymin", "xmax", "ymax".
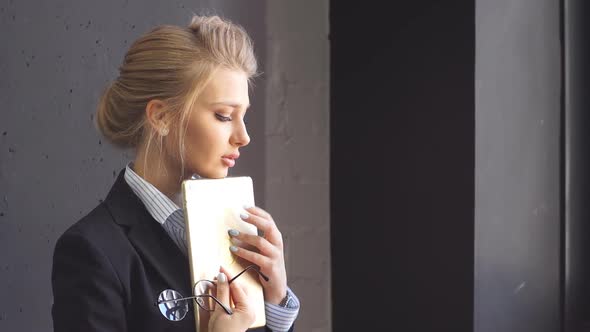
[{"xmin": 51, "ymin": 230, "xmax": 127, "ymax": 332}]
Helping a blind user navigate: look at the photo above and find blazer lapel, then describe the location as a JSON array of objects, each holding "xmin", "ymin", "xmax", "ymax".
[{"xmin": 104, "ymin": 169, "xmax": 192, "ymax": 294}]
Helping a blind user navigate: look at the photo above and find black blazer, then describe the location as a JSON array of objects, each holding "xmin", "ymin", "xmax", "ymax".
[{"xmin": 51, "ymin": 169, "xmax": 293, "ymax": 332}]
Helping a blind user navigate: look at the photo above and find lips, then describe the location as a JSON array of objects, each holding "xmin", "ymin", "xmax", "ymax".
[
  {"xmin": 222, "ymin": 153, "xmax": 240, "ymax": 160},
  {"xmin": 221, "ymin": 153, "xmax": 239, "ymax": 168}
]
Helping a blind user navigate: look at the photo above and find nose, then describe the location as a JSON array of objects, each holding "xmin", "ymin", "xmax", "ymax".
[{"xmin": 230, "ymin": 120, "xmax": 250, "ymax": 147}]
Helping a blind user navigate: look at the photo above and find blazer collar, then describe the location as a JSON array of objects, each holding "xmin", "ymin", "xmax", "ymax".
[{"xmin": 104, "ymin": 169, "xmax": 192, "ymax": 294}]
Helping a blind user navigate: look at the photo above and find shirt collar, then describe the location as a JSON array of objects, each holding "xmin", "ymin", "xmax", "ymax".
[{"xmin": 124, "ymin": 163, "xmax": 181, "ymax": 225}]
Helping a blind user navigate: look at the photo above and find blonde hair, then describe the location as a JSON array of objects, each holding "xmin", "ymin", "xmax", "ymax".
[{"xmin": 96, "ymin": 15, "xmax": 258, "ymax": 174}]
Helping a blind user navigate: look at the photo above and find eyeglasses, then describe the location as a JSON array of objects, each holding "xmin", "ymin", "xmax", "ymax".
[{"xmin": 155, "ymin": 265, "xmax": 269, "ymax": 321}]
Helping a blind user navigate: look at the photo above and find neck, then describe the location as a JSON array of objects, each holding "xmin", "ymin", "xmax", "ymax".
[{"xmin": 133, "ymin": 144, "xmax": 185, "ymax": 202}]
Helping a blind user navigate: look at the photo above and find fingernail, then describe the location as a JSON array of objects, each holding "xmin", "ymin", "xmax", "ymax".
[
  {"xmin": 228, "ymin": 229, "xmax": 240, "ymax": 237},
  {"xmin": 229, "ymin": 245, "xmax": 238, "ymax": 252},
  {"xmin": 217, "ymin": 272, "xmax": 227, "ymax": 283},
  {"xmin": 240, "ymin": 213, "xmax": 249, "ymax": 220}
]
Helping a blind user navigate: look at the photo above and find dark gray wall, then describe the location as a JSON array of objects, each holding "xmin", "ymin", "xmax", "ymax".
[
  {"xmin": 0, "ymin": 1, "xmax": 268, "ymax": 330},
  {"xmin": 475, "ymin": 1, "xmax": 562, "ymax": 331},
  {"xmin": 331, "ymin": 2, "xmax": 475, "ymax": 331},
  {"xmin": 564, "ymin": 0, "xmax": 590, "ymax": 330}
]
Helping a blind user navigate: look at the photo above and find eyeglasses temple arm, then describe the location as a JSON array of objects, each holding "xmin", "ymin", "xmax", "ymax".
[
  {"xmin": 156, "ymin": 294, "xmax": 234, "ymax": 316},
  {"xmin": 207, "ymin": 294, "xmax": 234, "ymax": 315},
  {"xmin": 229, "ymin": 265, "xmax": 270, "ymax": 283},
  {"xmin": 156, "ymin": 295, "xmax": 200, "ymax": 305}
]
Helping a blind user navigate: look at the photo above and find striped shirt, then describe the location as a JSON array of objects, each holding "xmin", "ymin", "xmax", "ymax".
[{"xmin": 124, "ymin": 164, "xmax": 299, "ymax": 331}]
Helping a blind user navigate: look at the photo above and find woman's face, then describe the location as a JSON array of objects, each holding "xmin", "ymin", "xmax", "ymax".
[{"xmin": 169, "ymin": 68, "xmax": 251, "ymax": 179}]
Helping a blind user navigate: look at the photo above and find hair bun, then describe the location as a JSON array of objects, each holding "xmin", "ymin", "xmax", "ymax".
[{"xmin": 188, "ymin": 15, "xmax": 226, "ymax": 34}]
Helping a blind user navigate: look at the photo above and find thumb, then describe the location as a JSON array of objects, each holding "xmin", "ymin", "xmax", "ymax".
[{"xmin": 214, "ymin": 272, "xmax": 230, "ymax": 313}]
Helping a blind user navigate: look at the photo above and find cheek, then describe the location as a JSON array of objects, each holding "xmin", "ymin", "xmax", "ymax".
[
  {"xmin": 181, "ymin": 116, "xmax": 232, "ymax": 163},
  {"xmin": 183, "ymin": 121, "xmax": 218, "ymax": 157}
]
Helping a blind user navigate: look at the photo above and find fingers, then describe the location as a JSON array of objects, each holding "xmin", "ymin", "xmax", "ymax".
[
  {"xmin": 229, "ymin": 245, "xmax": 272, "ymax": 270},
  {"xmin": 229, "ymin": 281, "xmax": 256, "ymax": 326},
  {"xmin": 244, "ymin": 205, "xmax": 272, "ymax": 220},
  {"xmin": 207, "ymin": 269, "xmax": 255, "ymax": 332},
  {"xmin": 219, "ymin": 266, "xmax": 250, "ymax": 298},
  {"xmin": 229, "ymin": 281, "xmax": 249, "ymax": 309},
  {"xmin": 241, "ymin": 206, "xmax": 283, "ymax": 248},
  {"xmin": 219, "ymin": 266, "xmax": 234, "ymax": 280},
  {"xmin": 228, "ymin": 230, "xmax": 279, "ymax": 257},
  {"xmin": 231, "ymin": 206, "xmax": 289, "ymax": 307},
  {"xmin": 216, "ymin": 268, "xmax": 254, "ymax": 320}
]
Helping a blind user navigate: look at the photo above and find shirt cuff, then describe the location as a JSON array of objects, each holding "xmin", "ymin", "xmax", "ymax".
[{"xmin": 264, "ymin": 287, "xmax": 300, "ymax": 332}]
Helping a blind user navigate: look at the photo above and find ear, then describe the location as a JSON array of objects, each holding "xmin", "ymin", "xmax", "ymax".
[{"xmin": 145, "ymin": 99, "xmax": 169, "ymax": 134}]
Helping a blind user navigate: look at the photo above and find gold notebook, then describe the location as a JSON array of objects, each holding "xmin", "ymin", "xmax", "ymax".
[{"xmin": 181, "ymin": 176, "xmax": 266, "ymax": 332}]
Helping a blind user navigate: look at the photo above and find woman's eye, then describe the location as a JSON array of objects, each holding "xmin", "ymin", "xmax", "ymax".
[{"xmin": 215, "ymin": 113, "xmax": 232, "ymax": 122}]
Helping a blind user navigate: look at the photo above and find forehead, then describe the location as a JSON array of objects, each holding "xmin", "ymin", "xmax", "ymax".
[{"xmin": 199, "ymin": 68, "xmax": 250, "ymax": 106}]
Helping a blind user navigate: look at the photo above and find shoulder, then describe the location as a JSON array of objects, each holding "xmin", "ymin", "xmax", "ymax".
[
  {"xmin": 53, "ymin": 202, "xmax": 132, "ymax": 270},
  {"xmin": 57, "ymin": 203, "xmax": 121, "ymax": 246},
  {"xmin": 51, "ymin": 203, "xmax": 131, "ymax": 331},
  {"xmin": 52, "ymin": 202, "xmax": 137, "ymax": 294}
]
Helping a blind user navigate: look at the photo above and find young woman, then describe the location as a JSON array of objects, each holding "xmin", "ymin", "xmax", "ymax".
[{"xmin": 51, "ymin": 15, "xmax": 299, "ymax": 332}]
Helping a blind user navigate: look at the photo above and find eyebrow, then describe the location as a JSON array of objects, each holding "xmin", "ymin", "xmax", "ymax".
[{"xmin": 209, "ymin": 101, "xmax": 251, "ymax": 109}]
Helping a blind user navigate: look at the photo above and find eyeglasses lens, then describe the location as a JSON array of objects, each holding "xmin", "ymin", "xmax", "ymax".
[{"xmin": 157, "ymin": 289, "xmax": 189, "ymax": 321}]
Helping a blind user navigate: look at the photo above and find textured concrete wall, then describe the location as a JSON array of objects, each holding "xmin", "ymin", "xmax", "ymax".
[
  {"xmin": 475, "ymin": 1, "xmax": 561, "ymax": 331},
  {"xmin": 0, "ymin": 1, "xmax": 329, "ymax": 331},
  {"xmin": 264, "ymin": 1, "xmax": 331, "ymax": 332}
]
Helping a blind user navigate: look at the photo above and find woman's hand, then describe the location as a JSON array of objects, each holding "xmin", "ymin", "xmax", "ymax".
[
  {"xmin": 229, "ymin": 206, "xmax": 288, "ymax": 305},
  {"xmin": 208, "ymin": 271, "xmax": 255, "ymax": 332}
]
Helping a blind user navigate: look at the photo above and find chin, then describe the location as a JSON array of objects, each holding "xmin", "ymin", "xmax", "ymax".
[{"xmin": 199, "ymin": 168, "xmax": 228, "ymax": 179}]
